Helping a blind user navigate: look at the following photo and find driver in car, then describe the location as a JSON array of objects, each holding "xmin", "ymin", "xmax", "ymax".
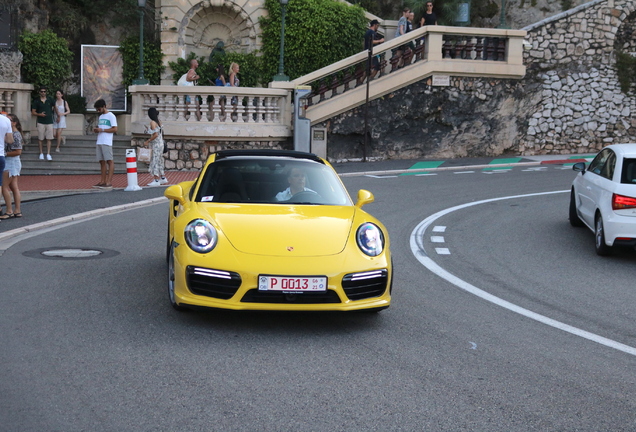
[{"xmin": 275, "ymin": 167, "xmax": 316, "ymax": 201}]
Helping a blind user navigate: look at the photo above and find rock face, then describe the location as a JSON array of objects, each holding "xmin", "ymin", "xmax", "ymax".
[
  {"xmin": 324, "ymin": 0, "xmax": 636, "ymax": 161},
  {"xmin": 0, "ymin": 52, "xmax": 23, "ymax": 83}
]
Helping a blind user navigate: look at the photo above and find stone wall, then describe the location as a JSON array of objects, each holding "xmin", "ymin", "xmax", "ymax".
[{"xmin": 323, "ymin": 0, "xmax": 636, "ymax": 161}]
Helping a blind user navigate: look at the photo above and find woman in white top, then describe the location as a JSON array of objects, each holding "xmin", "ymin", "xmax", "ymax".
[{"xmin": 53, "ymin": 89, "xmax": 70, "ymax": 152}]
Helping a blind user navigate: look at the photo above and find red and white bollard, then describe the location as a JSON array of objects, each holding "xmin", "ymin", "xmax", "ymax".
[{"xmin": 124, "ymin": 148, "xmax": 142, "ymax": 191}]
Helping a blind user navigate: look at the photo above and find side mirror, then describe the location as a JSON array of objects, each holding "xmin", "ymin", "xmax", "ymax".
[
  {"xmin": 355, "ymin": 189, "xmax": 374, "ymax": 208},
  {"xmin": 164, "ymin": 184, "xmax": 186, "ymax": 205},
  {"xmin": 572, "ymin": 162, "xmax": 586, "ymax": 173}
]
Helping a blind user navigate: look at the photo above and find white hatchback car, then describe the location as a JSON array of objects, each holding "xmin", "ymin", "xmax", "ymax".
[{"xmin": 570, "ymin": 143, "xmax": 636, "ymax": 255}]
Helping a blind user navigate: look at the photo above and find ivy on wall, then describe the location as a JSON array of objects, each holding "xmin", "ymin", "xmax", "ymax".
[
  {"xmin": 119, "ymin": 37, "xmax": 166, "ymax": 87},
  {"xmin": 616, "ymin": 51, "xmax": 636, "ymax": 95}
]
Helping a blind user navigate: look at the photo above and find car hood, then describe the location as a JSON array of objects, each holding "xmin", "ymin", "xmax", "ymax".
[{"xmin": 199, "ymin": 204, "xmax": 356, "ymax": 256}]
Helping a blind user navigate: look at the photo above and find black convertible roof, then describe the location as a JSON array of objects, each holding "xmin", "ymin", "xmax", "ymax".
[{"xmin": 215, "ymin": 149, "xmax": 324, "ymax": 164}]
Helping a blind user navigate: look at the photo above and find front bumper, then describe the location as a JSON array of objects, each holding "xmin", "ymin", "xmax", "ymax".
[{"xmin": 172, "ymin": 244, "xmax": 392, "ymax": 311}]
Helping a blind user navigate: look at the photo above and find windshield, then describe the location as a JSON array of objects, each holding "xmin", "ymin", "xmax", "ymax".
[{"xmin": 195, "ymin": 157, "xmax": 352, "ymax": 205}]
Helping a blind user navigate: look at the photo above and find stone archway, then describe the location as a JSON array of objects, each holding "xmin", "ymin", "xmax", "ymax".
[
  {"xmin": 183, "ymin": 2, "xmax": 257, "ymax": 58},
  {"xmin": 160, "ymin": 0, "xmax": 267, "ymax": 84}
]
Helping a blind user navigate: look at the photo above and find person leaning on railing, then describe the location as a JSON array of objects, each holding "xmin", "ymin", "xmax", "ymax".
[{"xmin": 358, "ymin": 19, "xmax": 385, "ymax": 85}]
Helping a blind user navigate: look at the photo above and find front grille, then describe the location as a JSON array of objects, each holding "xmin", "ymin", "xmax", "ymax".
[
  {"xmin": 186, "ymin": 266, "xmax": 241, "ymax": 299},
  {"xmin": 342, "ymin": 269, "xmax": 389, "ymax": 300},
  {"xmin": 241, "ymin": 289, "xmax": 341, "ymax": 304}
]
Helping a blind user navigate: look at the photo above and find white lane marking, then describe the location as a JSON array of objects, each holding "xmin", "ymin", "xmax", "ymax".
[
  {"xmin": 433, "ymin": 226, "xmax": 446, "ymax": 232},
  {"xmin": 435, "ymin": 248, "xmax": 451, "ymax": 255},
  {"xmin": 416, "ymin": 173, "xmax": 438, "ymax": 176},
  {"xmin": 364, "ymin": 175, "xmax": 398, "ymax": 178},
  {"xmin": 522, "ymin": 167, "xmax": 548, "ymax": 171},
  {"xmin": 409, "ymin": 190, "xmax": 636, "ymax": 357},
  {"xmin": 431, "ymin": 236, "xmax": 445, "ymax": 243},
  {"xmin": 483, "ymin": 169, "xmax": 511, "ymax": 174},
  {"xmin": 454, "ymin": 171, "xmax": 475, "ymax": 174}
]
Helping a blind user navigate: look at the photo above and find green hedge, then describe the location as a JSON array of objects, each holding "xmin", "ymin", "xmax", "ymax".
[
  {"xmin": 259, "ymin": 0, "xmax": 368, "ymax": 81},
  {"xmin": 18, "ymin": 30, "xmax": 73, "ymax": 94}
]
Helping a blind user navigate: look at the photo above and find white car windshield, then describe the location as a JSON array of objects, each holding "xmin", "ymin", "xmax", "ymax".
[{"xmin": 195, "ymin": 156, "xmax": 352, "ymax": 205}]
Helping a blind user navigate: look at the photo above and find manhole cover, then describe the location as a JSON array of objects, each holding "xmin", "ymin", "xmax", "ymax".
[
  {"xmin": 42, "ymin": 249, "xmax": 103, "ymax": 258},
  {"xmin": 23, "ymin": 247, "xmax": 120, "ymax": 260}
]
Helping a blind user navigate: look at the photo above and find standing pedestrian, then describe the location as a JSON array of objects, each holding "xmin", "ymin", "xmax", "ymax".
[
  {"xmin": 0, "ymin": 112, "xmax": 13, "ymax": 218},
  {"xmin": 420, "ymin": 2, "xmax": 438, "ymax": 26},
  {"xmin": 179, "ymin": 59, "xmax": 200, "ymax": 120},
  {"xmin": 394, "ymin": 8, "xmax": 411, "ymax": 68},
  {"xmin": 214, "ymin": 64, "xmax": 229, "ymax": 119},
  {"xmin": 31, "ymin": 86, "xmax": 55, "ymax": 161},
  {"xmin": 1, "ymin": 114, "xmax": 23, "ymax": 219},
  {"xmin": 358, "ymin": 19, "xmax": 384, "ymax": 85},
  {"xmin": 143, "ymin": 108, "xmax": 168, "ymax": 187},
  {"xmin": 92, "ymin": 99, "xmax": 117, "ymax": 189},
  {"xmin": 228, "ymin": 62, "xmax": 241, "ymax": 120},
  {"xmin": 53, "ymin": 89, "xmax": 70, "ymax": 152}
]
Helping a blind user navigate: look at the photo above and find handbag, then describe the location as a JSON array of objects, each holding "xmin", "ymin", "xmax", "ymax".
[{"xmin": 138, "ymin": 147, "xmax": 151, "ymax": 163}]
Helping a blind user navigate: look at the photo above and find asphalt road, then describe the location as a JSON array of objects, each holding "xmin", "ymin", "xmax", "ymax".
[{"xmin": 1, "ymin": 162, "xmax": 635, "ymax": 431}]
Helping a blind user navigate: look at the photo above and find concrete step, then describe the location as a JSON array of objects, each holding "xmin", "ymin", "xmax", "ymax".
[{"xmin": 22, "ymin": 135, "xmax": 133, "ymax": 175}]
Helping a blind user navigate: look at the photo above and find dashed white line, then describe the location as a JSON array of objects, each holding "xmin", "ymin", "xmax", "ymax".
[
  {"xmin": 435, "ymin": 248, "xmax": 451, "ymax": 255},
  {"xmin": 431, "ymin": 236, "xmax": 445, "ymax": 243},
  {"xmin": 409, "ymin": 190, "xmax": 636, "ymax": 357},
  {"xmin": 432, "ymin": 226, "xmax": 446, "ymax": 232},
  {"xmin": 454, "ymin": 171, "xmax": 475, "ymax": 174}
]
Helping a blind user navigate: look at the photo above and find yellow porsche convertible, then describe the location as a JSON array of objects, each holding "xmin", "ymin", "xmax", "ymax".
[{"xmin": 164, "ymin": 150, "xmax": 392, "ymax": 312}]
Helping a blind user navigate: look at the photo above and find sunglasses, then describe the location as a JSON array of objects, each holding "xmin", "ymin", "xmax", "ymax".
[{"xmin": 40, "ymin": 90, "xmax": 47, "ymax": 93}]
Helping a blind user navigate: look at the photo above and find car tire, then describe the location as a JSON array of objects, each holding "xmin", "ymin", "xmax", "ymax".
[
  {"xmin": 569, "ymin": 189, "xmax": 584, "ymax": 227},
  {"xmin": 168, "ymin": 241, "xmax": 189, "ymax": 311},
  {"xmin": 594, "ymin": 214, "xmax": 612, "ymax": 256}
]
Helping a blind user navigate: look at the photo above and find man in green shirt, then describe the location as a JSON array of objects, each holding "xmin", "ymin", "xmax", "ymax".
[{"xmin": 31, "ymin": 86, "xmax": 55, "ymax": 161}]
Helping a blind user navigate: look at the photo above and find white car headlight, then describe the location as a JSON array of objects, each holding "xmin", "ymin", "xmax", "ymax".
[
  {"xmin": 185, "ymin": 219, "xmax": 218, "ymax": 253},
  {"xmin": 356, "ymin": 223, "xmax": 384, "ymax": 257}
]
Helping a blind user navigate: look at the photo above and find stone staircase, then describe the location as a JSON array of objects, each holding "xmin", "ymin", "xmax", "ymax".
[{"xmin": 22, "ymin": 135, "xmax": 132, "ymax": 175}]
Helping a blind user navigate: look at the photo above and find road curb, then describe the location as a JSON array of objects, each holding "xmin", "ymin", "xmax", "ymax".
[{"xmin": 0, "ymin": 197, "xmax": 167, "ymax": 245}]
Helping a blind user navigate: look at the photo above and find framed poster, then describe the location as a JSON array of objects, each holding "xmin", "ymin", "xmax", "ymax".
[{"xmin": 81, "ymin": 45, "xmax": 126, "ymax": 112}]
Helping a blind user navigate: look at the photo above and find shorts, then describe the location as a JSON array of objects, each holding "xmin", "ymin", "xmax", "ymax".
[
  {"xmin": 96, "ymin": 144, "xmax": 113, "ymax": 161},
  {"xmin": 4, "ymin": 156, "xmax": 21, "ymax": 177},
  {"xmin": 37, "ymin": 123, "xmax": 54, "ymax": 140},
  {"xmin": 0, "ymin": 157, "xmax": 5, "ymax": 186}
]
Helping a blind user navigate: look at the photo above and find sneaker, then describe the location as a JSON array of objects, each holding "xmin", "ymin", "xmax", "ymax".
[
  {"xmin": 159, "ymin": 177, "xmax": 168, "ymax": 185},
  {"xmin": 46, "ymin": 154, "xmax": 52, "ymax": 161},
  {"xmin": 147, "ymin": 180, "xmax": 161, "ymax": 187},
  {"xmin": 55, "ymin": 148, "xmax": 60, "ymax": 152},
  {"xmin": 39, "ymin": 153, "xmax": 44, "ymax": 160}
]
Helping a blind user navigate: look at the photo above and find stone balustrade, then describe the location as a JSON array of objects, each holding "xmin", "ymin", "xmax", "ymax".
[
  {"xmin": 0, "ymin": 83, "xmax": 34, "ymax": 139},
  {"xmin": 128, "ymin": 85, "xmax": 291, "ymax": 141}
]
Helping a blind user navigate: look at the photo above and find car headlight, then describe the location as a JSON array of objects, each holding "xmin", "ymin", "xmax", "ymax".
[
  {"xmin": 356, "ymin": 223, "xmax": 384, "ymax": 257},
  {"xmin": 184, "ymin": 219, "xmax": 218, "ymax": 253}
]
